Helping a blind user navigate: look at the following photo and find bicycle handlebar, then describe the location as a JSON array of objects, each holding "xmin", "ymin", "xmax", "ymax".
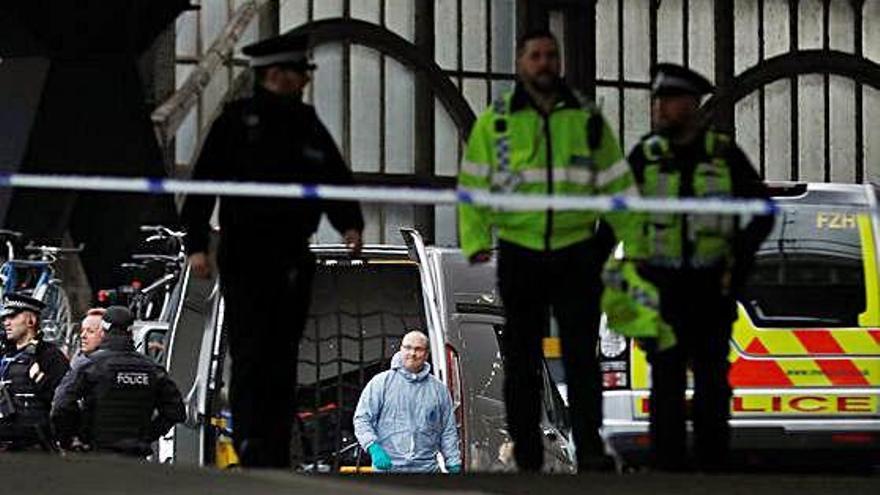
[
  {"xmin": 25, "ymin": 243, "xmax": 85, "ymax": 255},
  {"xmin": 138, "ymin": 273, "xmax": 179, "ymax": 295},
  {"xmin": 0, "ymin": 230, "xmax": 22, "ymax": 239},
  {"xmin": 2, "ymin": 259, "xmax": 54, "ymax": 267},
  {"xmin": 139, "ymin": 225, "xmax": 185, "ymax": 238},
  {"xmin": 131, "ymin": 254, "xmax": 184, "ymax": 262},
  {"xmin": 120, "ymin": 262, "xmax": 149, "ymax": 270}
]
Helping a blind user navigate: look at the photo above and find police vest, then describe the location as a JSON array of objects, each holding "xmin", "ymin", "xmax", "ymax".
[
  {"xmin": 84, "ymin": 349, "xmax": 160, "ymax": 448},
  {"xmin": 0, "ymin": 342, "xmax": 50, "ymax": 440},
  {"xmin": 640, "ymin": 131, "xmax": 735, "ymax": 268}
]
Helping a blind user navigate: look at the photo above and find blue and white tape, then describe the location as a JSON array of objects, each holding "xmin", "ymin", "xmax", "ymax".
[{"xmin": 0, "ymin": 172, "xmax": 777, "ymax": 215}]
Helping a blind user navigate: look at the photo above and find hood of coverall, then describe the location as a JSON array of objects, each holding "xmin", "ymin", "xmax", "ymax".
[{"xmin": 390, "ymin": 350, "xmax": 432, "ymax": 382}]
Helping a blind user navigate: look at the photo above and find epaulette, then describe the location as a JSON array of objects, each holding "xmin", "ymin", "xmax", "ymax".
[
  {"xmin": 492, "ymin": 96, "xmax": 508, "ymax": 134},
  {"xmin": 642, "ymin": 134, "xmax": 672, "ymax": 162},
  {"xmin": 569, "ymin": 90, "xmax": 605, "ymax": 150}
]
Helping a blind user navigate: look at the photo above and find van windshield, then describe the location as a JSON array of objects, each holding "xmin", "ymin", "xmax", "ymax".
[{"xmin": 740, "ymin": 205, "xmax": 869, "ymax": 328}]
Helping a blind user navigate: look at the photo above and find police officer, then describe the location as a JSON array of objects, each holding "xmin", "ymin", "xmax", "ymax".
[
  {"xmin": 627, "ymin": 64, "xmax": 774, "ymax": 471},
  {"xmin": 51, "ymin": 306, "xmax": 184, "ymax": 456},
  {"xmin": 0, "ymin": 293, "xmax": 69, "ymax": 451},
  {"xmin": 458, "ymin": 29, "xmax": 639, "ymax": 472},
  {"xmin": 181, "ymin": 32, "xmax": 364, "ymax": 467}
]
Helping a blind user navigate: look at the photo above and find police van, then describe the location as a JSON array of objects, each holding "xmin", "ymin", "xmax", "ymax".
[
  {"xmin": 159, "ymin": 229, "xmax": 575, "ymax": 472},
  {"xmin": 596, "ymin": 182, "xmax": 880, "ymax": 468}
]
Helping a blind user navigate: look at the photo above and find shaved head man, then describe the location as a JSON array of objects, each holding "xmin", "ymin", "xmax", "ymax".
[
  {"xmin": 354, "ymin": 330, "xmax": 461, "ymax": 473},
  {"xmin": 399, "ymin": 331, "xmax": 429, "ymax": 374}
]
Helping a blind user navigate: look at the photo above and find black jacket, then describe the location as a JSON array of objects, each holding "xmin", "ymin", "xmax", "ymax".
[
  {"xmin": 181, "ymin": 86, "xmax": 364, "ymax": 272},
  {"xmin": 0, "ymin": 339, "xmax": 69, "ymax": 447},
  {"xmin": 50, "ymin": 334, "xmax": 185, "ymax": 454},
  {"xmin": 627, "ymin": 129, "xmax": 774, "ymax": 295}
]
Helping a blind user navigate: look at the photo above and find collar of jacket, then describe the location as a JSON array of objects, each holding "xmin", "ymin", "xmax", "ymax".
[
  {"xmin": 12, "ymin": 338, "xmax": 39, "ymax": 354},
  {"xmin": 390, "ymin": 350, "xmax": 432, "ymax": 382},
  {"xmin": 252, "ymin": 84, "xmax": 307, "ymax": 109},
  {"xmin": 97, "ymin": 334, "xmax": 135, "ymax": 353},
  {"xmin": 509, "ymin": 80, "xmax": 582, "ymax": 113}
]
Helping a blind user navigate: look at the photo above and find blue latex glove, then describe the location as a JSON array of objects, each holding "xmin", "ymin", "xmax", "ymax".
[
  {"xmin": 368, "ymin": 443, "xmax": 392, "ymax": 471},
  {"xmin": 447, "ymin": 464, "xmax": 462, "ymax": 474}
]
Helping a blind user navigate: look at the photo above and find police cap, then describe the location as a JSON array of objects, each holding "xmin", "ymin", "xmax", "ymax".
[
  {"xmin": 242, "ymin": 32, "xmax": 317, "ymax": 71},
  {"xmin": 102, "ymin": 306, "xmax": 134, "ymax": 334},
  {"xmin": 0, "ymin": 293, "xmax": 46, "ymax": 318},
  {"xmin": 650, "ymin": 63, "xmax": 714, "ymax": 97}
]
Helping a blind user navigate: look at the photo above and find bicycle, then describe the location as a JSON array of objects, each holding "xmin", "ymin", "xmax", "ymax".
[
  {"xmin": 0, "ymin": 230, "xmax": 23, "ymax": 263},
  {"xmin": 99, "ymin": 225, "xmax": 186, "ymax": 322},
  {"xmin": 95, "ymin": 226, "xmax": 186, "ymax": 364},
  {"xmin": 0, "ymin": 242, "xmax": 83, "ymax": 355},
  {"xmin": 127, "ymin": 226, "xmax": 186, "ymax": 322}
]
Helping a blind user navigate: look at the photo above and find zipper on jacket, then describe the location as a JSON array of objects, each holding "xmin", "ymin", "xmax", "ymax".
[{"xmin": 543, "ymin": 112, "xmax": 554, "ymax": 252}]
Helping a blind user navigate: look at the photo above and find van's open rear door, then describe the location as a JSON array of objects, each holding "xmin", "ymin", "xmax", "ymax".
[
  {"xmin": 400, "ymin": 228, "xmax": 448, "ymax": 383},
  {"xmin": 159, "ymin": 265, "xmax": 222, "ymax": 465}
]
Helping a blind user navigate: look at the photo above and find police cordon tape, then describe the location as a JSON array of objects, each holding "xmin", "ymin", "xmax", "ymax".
[{"xmin": 0, "ymin": 172, "xmax": 779, "ymax": 215}]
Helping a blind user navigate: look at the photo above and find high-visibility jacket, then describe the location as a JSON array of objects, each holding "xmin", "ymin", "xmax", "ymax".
[
  {"xmin": 601, "ymin": 256, "xmax": 676, "ymax": 351},
  {"xmin": 637, "ymin": 131, "xmax": 736, "ymax": 268},
  {"xmin": 457, "ymin": 83, "xmax": 639, "ymax": 257}
]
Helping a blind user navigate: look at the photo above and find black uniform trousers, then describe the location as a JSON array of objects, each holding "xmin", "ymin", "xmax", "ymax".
[
  {"xmin": 648, "ymin": 270, "xmax": 734, "ymax": 471},
  {"xmin": 220, "ymin": 251, "xmax": 316, "ymax": 468},
  {"xmin": 497, "ymin": 239, "xmax": 605, "ymax": 471}
]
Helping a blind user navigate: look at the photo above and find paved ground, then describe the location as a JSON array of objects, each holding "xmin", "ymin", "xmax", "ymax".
[
  {"xmin": 0, "ymin": 453, "xmax": 477, "ymax": 495},
  {"xmin": 0, "ymin": 454, "xmax": 876, "ymax": 495},
  {"xmin": 346, "ymin": 471, "xmax": 879, "ymax": 495}
]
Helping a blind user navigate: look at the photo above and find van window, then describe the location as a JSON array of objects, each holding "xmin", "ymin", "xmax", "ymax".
[
  {"xmin": 741, "ymin": 204, "xmax": 868, "ymax": 327},
  {"xmin": 458, "ymin": 320, "xmax": 506, "ymax": 401}
]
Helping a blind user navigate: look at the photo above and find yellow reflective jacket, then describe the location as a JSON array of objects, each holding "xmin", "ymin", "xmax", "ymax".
[
  {"xmin": 457, "ymin": 83, "xmax": 640, "ymax": 257},
  {"xmin": 601, "ymin": 256, "xmax": 676, "ymax": 351}
]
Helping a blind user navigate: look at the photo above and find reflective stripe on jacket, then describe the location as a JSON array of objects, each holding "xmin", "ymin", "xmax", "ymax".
[
  {"xmin": 639, "ymin": 131, "xmax": 735, "ymax": 268},
  {"xmin": 457, "ymin": 82, "xmax": 638, "ymax": 257}
]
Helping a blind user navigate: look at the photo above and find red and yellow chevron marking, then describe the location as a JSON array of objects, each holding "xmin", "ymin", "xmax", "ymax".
[
  {"xmin": 732, "ymin": 307, "xmax": 880, "ymax": 358},
  {"xmin": 728, "ymin": 305, "xmax": 880, "ymax": 387},
  {"xmin": 729, "ymin": 355, "xmax": 878, "ymax": 387},
  {"xmin": 627, "ymin": 311, "xmax": 880, "ymax": 389}
]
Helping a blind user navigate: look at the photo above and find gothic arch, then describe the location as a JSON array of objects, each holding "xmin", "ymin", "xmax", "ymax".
[
  {"xmin": 287, "ymin": 18, "xmax": 477, "ymax": 138},
  {"xmin": 727, "ymin": 50, "xmax": 880, "ymax": 102},
  {"xmin": 706, "ymin": 50, "xmax": 880, "ymax": 181}
]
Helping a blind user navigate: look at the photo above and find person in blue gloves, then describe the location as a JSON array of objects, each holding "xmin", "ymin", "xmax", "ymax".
[{"xmin": 353, "ymin": 331, "xmax": 462, "ymax": 473}]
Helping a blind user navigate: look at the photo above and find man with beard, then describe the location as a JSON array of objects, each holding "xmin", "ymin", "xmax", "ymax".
[
  {"xmin": 457, "ymin": 29, "xmax": 639, "ymax": 472},
  {"xmin": 626, "ymin": 64, "xmax": 773, "ymax": 471},
  {"xmin": 182, "ymin": 32, "xmax": 364, "ymax": 468}
]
